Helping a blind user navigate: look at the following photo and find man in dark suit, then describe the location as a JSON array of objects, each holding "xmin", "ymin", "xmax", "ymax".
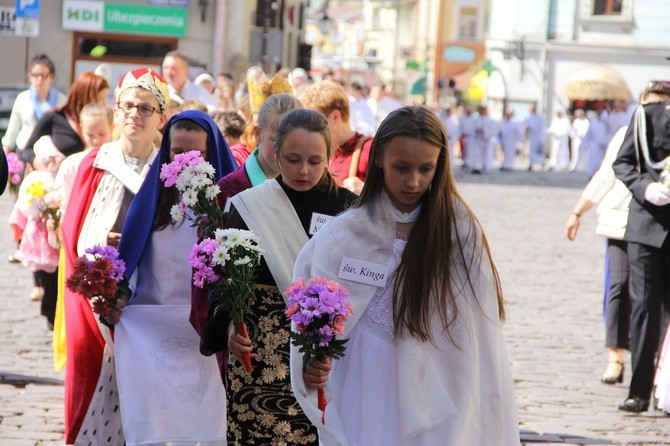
[
  {"xmin": 613, "ymin": 89, "xmax": 670, "ymax": 413},
  {"xmin": 0, "ymin": 149, "xmax": 7, "ymax": 196}
]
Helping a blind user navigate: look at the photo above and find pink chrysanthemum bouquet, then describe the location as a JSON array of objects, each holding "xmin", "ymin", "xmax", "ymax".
[{"xmin": 285, "ymin": 276, "xmax": 353, "ymax": 423}]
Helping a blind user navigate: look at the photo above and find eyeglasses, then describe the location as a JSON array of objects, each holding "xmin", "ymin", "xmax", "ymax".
[
  {"xmin": 116, "ymin": 102, "xmax": 160, "ymax": 117},
  {"xmin": 30, "ymin": 72, "xmax": 51, "ymax": 80}
]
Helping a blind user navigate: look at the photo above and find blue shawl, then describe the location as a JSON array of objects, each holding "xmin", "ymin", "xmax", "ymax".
[
  {"xmin": 30, "ymin": 86, "xmax": 59, "ymax": 120},
  {"xmin": 118, "ymin": 110, "xmax": 237, "ymax": 278}
]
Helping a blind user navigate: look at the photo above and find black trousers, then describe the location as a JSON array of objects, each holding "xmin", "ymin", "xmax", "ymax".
[
  {"xmin": 626, "ymin": 240, "xmax": 670, "ymax": 399},
  {"xmin": 605, "ymin": 239, "xmax": 631, "ymax": 349},
  {"xmin": 35, "ymin": 269, "xmax": 57, "ymax": 325}
]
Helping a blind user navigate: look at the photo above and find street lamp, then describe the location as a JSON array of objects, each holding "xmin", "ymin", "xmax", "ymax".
[{"xmin": 502, "ymin": 35, "xmax": 525, "ymax": 80}]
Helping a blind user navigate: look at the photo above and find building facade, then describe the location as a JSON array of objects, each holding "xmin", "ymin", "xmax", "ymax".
[
  {"xmin": 486, "ymin": 0, "xmax": 670, "ymax": 120},
  {"xmin": 0, "ymin": 0, "xmax": 307, "ymax": 92}
]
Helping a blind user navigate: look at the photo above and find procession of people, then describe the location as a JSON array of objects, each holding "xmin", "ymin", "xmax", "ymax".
[{"xmin": 2, "ymin": 47, "xmax": 670, "ymax": 446}]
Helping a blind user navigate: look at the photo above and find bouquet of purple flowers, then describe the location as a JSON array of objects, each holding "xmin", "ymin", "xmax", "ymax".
[
  {"xmin": 285, "ymin": 276, "xmax": 353, "ymax": 423},
  {"xmin": 66, "ymin": 245, "xmax": 127, "ymax": 316}
]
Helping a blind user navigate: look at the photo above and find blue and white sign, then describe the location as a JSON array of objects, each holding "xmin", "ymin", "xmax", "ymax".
[
  {"xmin": 14, "ymin": 0, "xmax": 39, "ymax": 36},
  {"xmin": 15, "ymin": 0, "xmax": 39, "ymax": 19}
]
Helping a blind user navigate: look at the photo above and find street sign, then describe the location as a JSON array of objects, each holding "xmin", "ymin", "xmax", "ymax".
[
  {"xmin": 15, "ymin": 0, "xmax": 39, "ymax": 18},
  {"xmin": 14, "ymin": 16, "xmax": 39, "ymax": 36},
  {"xmin": 14, "ymin": 0, "xmax": 39, "ymax": 37}
]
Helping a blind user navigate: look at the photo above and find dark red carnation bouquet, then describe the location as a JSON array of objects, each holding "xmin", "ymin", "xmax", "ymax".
[{"xmin": 66, "ymin": 245, "xmax": 127, "ymax": 315}]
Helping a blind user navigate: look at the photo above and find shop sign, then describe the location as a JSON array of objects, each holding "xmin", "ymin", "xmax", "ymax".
[{"xmin": 62, "ymin": 0, "xmax": 188, "ymax": 37}]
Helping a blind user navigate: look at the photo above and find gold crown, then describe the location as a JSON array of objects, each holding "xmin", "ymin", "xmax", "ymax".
[{"xmin": 248, "ymin": 74, "xmax": 293, "ymax": 114}]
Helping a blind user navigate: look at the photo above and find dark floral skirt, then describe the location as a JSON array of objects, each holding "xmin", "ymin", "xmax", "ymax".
[{"xmin": 227, "ymin": 285, "xmax": 317, "ymax": 446}]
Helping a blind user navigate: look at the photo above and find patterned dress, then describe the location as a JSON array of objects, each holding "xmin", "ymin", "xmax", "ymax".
[
  {"xmin": 226, "ymin": 284, "xmax": 317, "ymax": 445},
  {"xmin": 228, "ymin": 178, "xmax": 356, "ymax": 445},
  {"xmin": 202, "ymin": 177, "xmax": 355, "ymax": 446}
]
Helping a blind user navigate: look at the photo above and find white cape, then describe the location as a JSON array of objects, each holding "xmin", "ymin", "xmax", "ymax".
[
  {"xmin": 290, "ymin": 192, "xmax": 519, "ymax": 445},
  {"xmin": 230, "ymin": 179, "xmax": 308, "ymax": 296}
]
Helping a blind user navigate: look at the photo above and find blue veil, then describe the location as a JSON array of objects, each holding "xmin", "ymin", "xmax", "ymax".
[{"xmin": 118, "ymin": 110, "xmax": 237, "ymax": 279}]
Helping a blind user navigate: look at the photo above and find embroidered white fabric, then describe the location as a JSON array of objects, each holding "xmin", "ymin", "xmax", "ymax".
[
  {"xmin": 329, "ymin": 236, "xmax": 406, "ymax": 446},
  {"xmin": 361, "ymin": 238, "xmax": 406, "ymax": 343}
]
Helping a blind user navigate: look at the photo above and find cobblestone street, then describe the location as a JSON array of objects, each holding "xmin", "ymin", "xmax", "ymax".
[{"xmin": 0, "ymin": 168, "xmax": 669, "ymax": 445}]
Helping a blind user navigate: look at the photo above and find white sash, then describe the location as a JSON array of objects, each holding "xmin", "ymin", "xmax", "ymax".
[
  {"xmin": 230, "ymin": 180, "xmax": 308, "ymax": 298},
  {"xmin": 93, "ymin": 142, "xmax": 158, "ymax": 195},
  {"xmin": 77, "ymin": 142, "xmax": 157, "ymax": 255},
  {"xmin": 115, "ymin": 305, "xmax": 227, "ymax": 446}
]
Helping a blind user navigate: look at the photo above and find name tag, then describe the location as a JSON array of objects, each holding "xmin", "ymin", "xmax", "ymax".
[
  {"xmin": 338, "ymin": 256, "xmax": 389, "ymax": 287},
  {"xmin": 309, "ymin": 212, "xmax": 332, "ymax": 235}
]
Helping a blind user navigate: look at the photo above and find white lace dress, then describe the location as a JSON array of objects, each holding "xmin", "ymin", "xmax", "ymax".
[{"xmin": 329, "ymin": 237, "xmax": 405, "ymax": 446}]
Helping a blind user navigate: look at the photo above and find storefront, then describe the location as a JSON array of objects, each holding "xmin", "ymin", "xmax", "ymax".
[
  {"xmin": 0, "ymin": 0, "xmax": 221, "ymax": 93},
  {"xmin": 63, "ymin": 1, "xmax": 187, "ymax": 89}
]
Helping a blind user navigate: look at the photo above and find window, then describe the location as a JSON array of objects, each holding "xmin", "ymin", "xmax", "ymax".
[
  {"xmin": 75, "ymin": 33, "xmax": 176, "ymax": 62},
  {"xmin": 71, "ymin": 32, "xmax": 177, "ymax": 89},
  {"xmin": 593, "ymin": 0, "xmax": 623, "ymax": 15},
  {"xmin": 458, "ymin": 7, "xmax": 478, "ymax": 41},
  {"xmin": 579, "ymin": 0, "xmax": 633, "ymax": 30}
]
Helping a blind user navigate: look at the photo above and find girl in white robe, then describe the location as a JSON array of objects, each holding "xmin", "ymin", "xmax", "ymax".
[{"xmin": 291, "ymin": 106, "xmax": 519, "ymax": 445}]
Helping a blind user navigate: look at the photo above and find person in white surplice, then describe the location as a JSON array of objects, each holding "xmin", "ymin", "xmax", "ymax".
[
  {"xmin": 546, "ymin": 109, "xmax": 572, "ymax": 171},
  {"xmin": 525, "ymin": 103, "xmax": 547, "ymax": 171},
  {"xmin": 499, "ymin": 108, "xmax": 524, "ymax": 171},
  {"xmin": 290, "ymin": 106, "xmax": 519, "ymax": 445},
  {"xmin": 570, "ymin": 109, "xmax": 590, "ymax": 172},
  {"xmin": 107, "ymin": 110, "xmax": 237, "ymax": 446}
]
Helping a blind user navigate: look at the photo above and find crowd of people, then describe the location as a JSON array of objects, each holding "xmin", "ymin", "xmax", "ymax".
[
  {"xmin": 436, "ymin": 100, "xmax": 634, "ymax": 175},
  {"xmin": 2, "ymin": 49, "xmax": 670, "ymax": 446},
  {"xmin": 1, "ymin": 52, "xmax": 519, "ymax": 445}
]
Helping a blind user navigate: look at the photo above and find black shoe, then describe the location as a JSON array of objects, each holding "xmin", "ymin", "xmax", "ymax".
[{"xmin": 618, "ymin": 397, "xmax": 649, "ymax": 413}]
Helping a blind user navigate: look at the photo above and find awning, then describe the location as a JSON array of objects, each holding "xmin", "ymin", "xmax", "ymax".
[{"xmin": 565, "ymin": 64, "xmax": 632, "ymax": 101}]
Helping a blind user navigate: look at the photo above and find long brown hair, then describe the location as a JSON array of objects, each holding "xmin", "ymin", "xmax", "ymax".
[
  {"xmin": 57, "ymin": 71, "xmax": 109, "ymax": 121},
  {"xmin": 356, "ymin": 106, "xmax": 504, "ymax": 343}
]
